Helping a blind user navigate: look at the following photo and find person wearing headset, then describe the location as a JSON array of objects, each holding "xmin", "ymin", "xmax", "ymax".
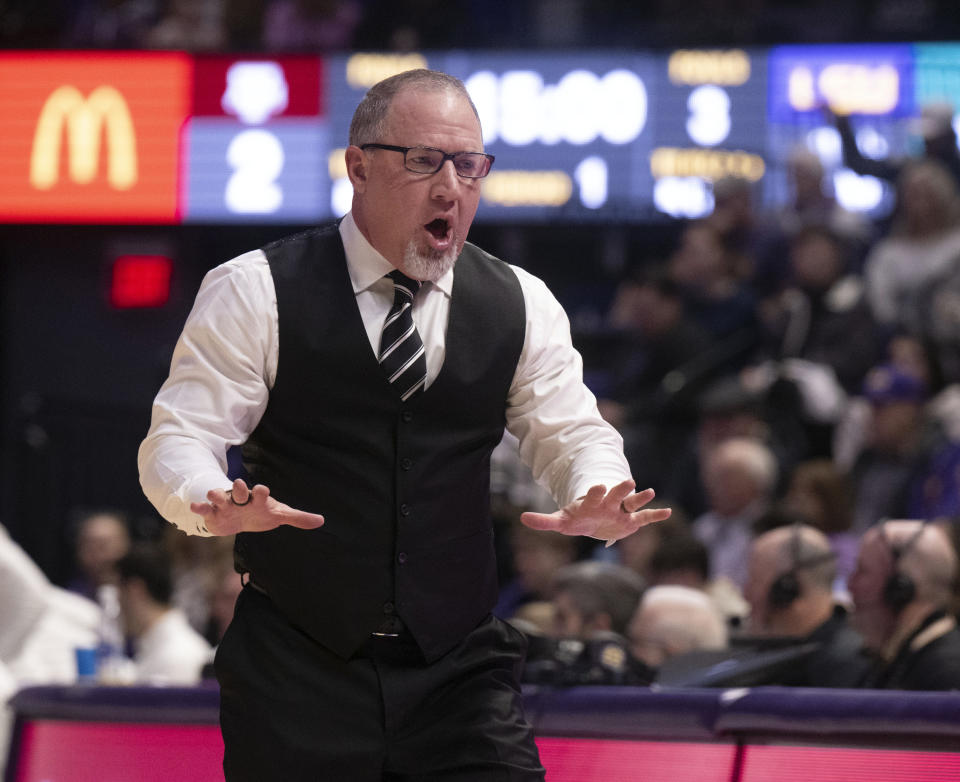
[
  {"xmin": 743, "ymin": 522, "xmax": 869, "ymax": 687},
  {"xmin": 850, "ymin": 520, "xmax": 960, "ymax": 690}
]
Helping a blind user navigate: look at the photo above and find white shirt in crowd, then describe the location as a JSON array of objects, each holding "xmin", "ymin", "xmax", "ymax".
[{"xmin": 133, "ymin": 608, "xmax": 212, "ymax": 686}]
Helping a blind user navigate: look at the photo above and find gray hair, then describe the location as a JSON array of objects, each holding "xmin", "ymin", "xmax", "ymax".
[
  {"xmin": 348, "ymin": 69, "xmax": 481, "ymax": 147},
  {"xmin": 552, "ymin": 561, "xmax": 645, "ymax": 636},
  {"xmin": 637, "ymin": 585, "xmax": 728, "ymax": 652}
]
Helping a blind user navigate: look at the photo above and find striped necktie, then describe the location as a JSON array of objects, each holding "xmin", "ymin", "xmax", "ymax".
[{"xmin": 379, "ymin": 270, "xmax": 427, "ymax": 401}]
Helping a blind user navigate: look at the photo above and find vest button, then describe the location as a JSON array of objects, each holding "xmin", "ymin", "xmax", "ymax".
[
  {"xmin": 402, "ymin": 411, "xmax": 413, "ymax": 422},
  {"xmin": 400, "ymin": 504, "xmax": 411, "ymax": 516},
  {"xmin": 397, "ymin": 552, "xmax": 408, "ymax": 564},
  {"xmin": 383, "ymin": 601, "xmax": 395, "ymax": 614},
  {"xmin": 400, "ymin": 458, "xmax": 413, "ymax": 470}
]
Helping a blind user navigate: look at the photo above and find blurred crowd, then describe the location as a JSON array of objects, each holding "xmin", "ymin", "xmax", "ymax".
[
  {"xmin": 2, "ymin": 0, "xmax": 960, "ymax": 52},
  {"xmin": 487, "ymin": 103, "xmax": 960, "ymax": 693},
  {"xmin": 2, "ymin": 5, "xmax": 960, "ymax": 759}
]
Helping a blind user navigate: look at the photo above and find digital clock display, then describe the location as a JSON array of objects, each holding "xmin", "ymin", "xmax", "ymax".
[{"xmin": 0, "ymin": 45, "xmax": 957, "ymax": 224}]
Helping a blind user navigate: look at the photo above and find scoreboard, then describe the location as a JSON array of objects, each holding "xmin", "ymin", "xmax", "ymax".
[{"xmin": 0, "ymin": 45, "xmax": 958, "ymax": 225}]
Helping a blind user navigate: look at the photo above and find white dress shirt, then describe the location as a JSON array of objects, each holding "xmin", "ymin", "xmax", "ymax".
[{"xmin": 138, "ymin": 212, "xmax": 630, "ymax": 534}]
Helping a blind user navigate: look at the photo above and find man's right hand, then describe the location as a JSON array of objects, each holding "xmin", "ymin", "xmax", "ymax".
[{"xmin": 189, "ymin": 478, "xmax": 325, "ymax": 536}]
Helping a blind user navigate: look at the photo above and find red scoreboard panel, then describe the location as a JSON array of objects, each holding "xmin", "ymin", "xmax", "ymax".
[
  {"xmin": 0, "ymin": 52, "xmax": 190, "ymax": 223},
  {"xmin": 9, "ymin": 720, "xmax": 224, "ymax": 782},
  {"xmin": 739, "ymin": 744, "xmax": 960, "ymax": 782}
]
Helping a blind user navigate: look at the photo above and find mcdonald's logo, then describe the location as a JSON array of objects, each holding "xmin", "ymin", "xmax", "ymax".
[
  {"xmin": 0, "ymin": 52, "xmax": 190, "ymax": 223},
  {"xmin": 30, "ymin": 85, "xmax": 138, "ymax": 191}
]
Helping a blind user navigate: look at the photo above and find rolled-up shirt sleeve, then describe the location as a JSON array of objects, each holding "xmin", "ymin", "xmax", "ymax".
[
  {"xmin": 505, "ymin": 265, "xmax": 632, "ymax": 509},
  {"xmin": 137, "ymin": 250, "xmax": 277, "ymax": 535}
]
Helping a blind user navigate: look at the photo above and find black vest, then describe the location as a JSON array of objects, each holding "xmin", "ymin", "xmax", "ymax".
[{"xmin": 236, "ymin": 224, "xmax": 526, "ymax": 662}]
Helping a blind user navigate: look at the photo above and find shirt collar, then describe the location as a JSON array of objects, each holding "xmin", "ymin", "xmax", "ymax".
[{"xmin": 339, "ymin": 211, "xmax": 454, "ymax": 298}]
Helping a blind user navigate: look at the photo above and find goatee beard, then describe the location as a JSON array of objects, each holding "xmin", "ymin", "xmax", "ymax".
[{"xmin": 402, "ymin": 235, "xmax": 459, "ymax": 282}]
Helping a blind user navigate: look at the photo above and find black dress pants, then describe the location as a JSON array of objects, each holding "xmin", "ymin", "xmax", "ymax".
[{"xmin": 216, "ymin": 585, "xmax": 545, "ymax": 781}]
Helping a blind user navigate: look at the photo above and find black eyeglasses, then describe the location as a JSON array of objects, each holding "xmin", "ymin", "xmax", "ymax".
[{"xmin": 360, "ymin": 143, "xmax": 495, "ymax": 179}]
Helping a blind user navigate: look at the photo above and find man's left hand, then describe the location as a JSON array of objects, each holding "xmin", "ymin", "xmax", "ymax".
[{"xmin": 519, "ymin": 480, "xmax": 671, "ymax": 546}]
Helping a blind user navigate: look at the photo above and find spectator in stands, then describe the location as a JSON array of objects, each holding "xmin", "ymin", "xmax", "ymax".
[
  {"xmin": 760, "ymin": 225, "xmax": 883, "ymax": 394},
  {"xmin": 743, "ymin": 523, "xmax": 870, "ymax": 687},
  {"xmin": 692, "ymin": 436, "xmax": 778, "ymax": 588},
  {"xmin": 600, "ymin": 509, "xmax": 689, "ymax": 583},
  {"xmin": 116, "ymin": 544, "xmax": 212, "ymax": 685},
  {"xmin": 863, "ymin": 160, "xmax": 960, "ymax": 332},
  {"xmin": 263, "ymin": 0, "xmax": 362, "ymax": 51},
  {"xmin": 549, "ymin": 561, "xmax": 645, "ymax": 641},
  {"xmin": 494, "ymin": 522, "xmax": 577, "ymax": 622},
  {"xmin": 627, "ymin": 584, "xmax": 728, "ymax": 669},
  {"xmin": 667, "ymin": 219, "xmax": 761, "ymax": 346},
  {"xmin": 646, "ymin": 522, "xmax": 710, "ymax": 589},
  {"xmin": 164, "ymin": 525, "xmax": 236, "ymax": 638},
  {"xmin": 834, "ymin": 101, "xmax": 960, "ymax": 190},
  {"xmin": 0, "ymin": 523, "xmax": 101, "ymax": 687},
  {"xmin": 597, "ymin": 267, "xmax": 715, "ymax": 488},
  {"xmin": 851, "ymin": 520, "xmax": 960, "ymax": 690},
  {"xmin": 774, "ymin": 146, "xmax": 873, "ymax": 262},
  {"xmin": 65, "ymin": 509, "xmax": 131, "ymax": 602},
  {"xmin": 600, "ymin": 266, "xmax": 714, "ymax": 422},
  {"xmin": 660, "ymin": 375, "xmax": 771, "ymax": 518},
  {"xmin": 847, "ymin": 363, "xmax": 960, "ymax": 531},
  {"xmin": 708, "ymin": 174, "xmax": 793, "ymax": 297},
  {"xmin": 647, "ymin": 520, "xmax": 749, "ymax": 626},
  {"xmin": 782, "ymin": 459, "xmax": 859, "ymax": 587}
]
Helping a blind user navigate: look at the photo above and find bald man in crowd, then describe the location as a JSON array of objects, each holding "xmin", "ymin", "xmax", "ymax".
[
  {"xmin": 627, "ymin": 584, "xmax": 728, "ymax": 670},
  {"xmin": 743, "ymin": 523, "xmax": 869, "ymax": 687},
  {"xmin": 850, "ymin": 520, "xmax": 960, "ymax": 690}
]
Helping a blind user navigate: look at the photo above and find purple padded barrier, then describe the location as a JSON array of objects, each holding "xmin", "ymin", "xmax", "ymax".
[
  {"xmin": 714, "ymin": 686, "xmax": 960, "ymax": 747},
  {"xmin": 524, "ymin": 685, "xmax": 724, "ymax": 741},
  {"xmin": 8, "ymin": 684, "xmax": 220, "ymax": 725}
]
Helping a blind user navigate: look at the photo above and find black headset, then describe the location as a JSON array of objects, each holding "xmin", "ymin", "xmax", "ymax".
[
  {"xmin": 768, "ymin": 523, "xmax": 837, "ymax": 610},
  {"xmin": 879, "ymin": 521, "xmax": 926, "ymax": 612}
]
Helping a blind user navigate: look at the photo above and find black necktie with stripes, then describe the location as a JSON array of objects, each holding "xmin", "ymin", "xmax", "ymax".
[{"xmin": 378, "ymin": 270, "xmax": 427, "ymax": 401}]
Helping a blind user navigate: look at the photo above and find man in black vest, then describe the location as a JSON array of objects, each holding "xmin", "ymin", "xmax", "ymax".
[{"xmin": 139, "ymin": 69, "xmax": 670, "ymax": 781}]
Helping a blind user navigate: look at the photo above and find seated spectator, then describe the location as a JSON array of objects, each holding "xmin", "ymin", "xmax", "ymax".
[
  {"xmin": 627, "ymin": 585, "xmax": 728, "ymax": 669},
  {"xmin": 761, "ymin": 225, "xmax": 882, "ymax": 394},
  {"xmin": 774, "ymin": 146, "xmax": 873, "ymax": 261},
  {"xmin": 164, "ymin": 525, "xmax": 236, "ymax": 639},
  {"xmin": 707, "ymin": 174, "xmax": 790, "ymax": 297},
  {"xmin": 667, "ymin": 219, "xmax": 760, "ymax": 345},
  {"xmin": 847, "ymin": 363, "xmax": 960, "ymax": 531},
  {"xmin": 116, "ymin": 545, "xmax": 212, "ymax": 686},
  {"xmin": 742, "ymin": 524, "xmax": 870, "ymax": 687},
  {"xmin": 596, "ymin": 268, "xmax": 715, "ymax": 488},
  {"xmin": 864, "ymin": 160, "xmax": 960, "ymax": 332},
  {"xmin": 664, "ymin": 369, "xmax": 815, "ymax": 522},
  {"xmin": 549, "ymin": 561, "xmax": 645, "ymax": 640},
  {"xmin": 494, "ymin": 522, "xmax": 576, "ymax": 622},
  {"xmin": 692, "ymin": 436, "xmax": 778, "ymax": 588},
  {"xmin": 647, "ymin": 521, "xmax": 749, "ymax": 625},
  {"xmin": 851, "ymin": 520, "xmax": 960, "ymax": 690},
  {"xmin": 782, "ymin": 459, "xmax": 859, "ymax": 588},
  {"xmin": 65, "ymin": 509, "xmax": 131, "ymax": 602},
  {"xmin": 833, "ymin": 101, "xmax": 960, "ymax": 191},
  {"xmin": 0, "ymin": 524, "xmax": 100, "ymax": 686}
]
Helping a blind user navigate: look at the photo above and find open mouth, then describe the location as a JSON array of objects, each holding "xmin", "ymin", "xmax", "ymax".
[{"xmin": 425, "ymin": 218, "xmax": 450, "ymax": 240}]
